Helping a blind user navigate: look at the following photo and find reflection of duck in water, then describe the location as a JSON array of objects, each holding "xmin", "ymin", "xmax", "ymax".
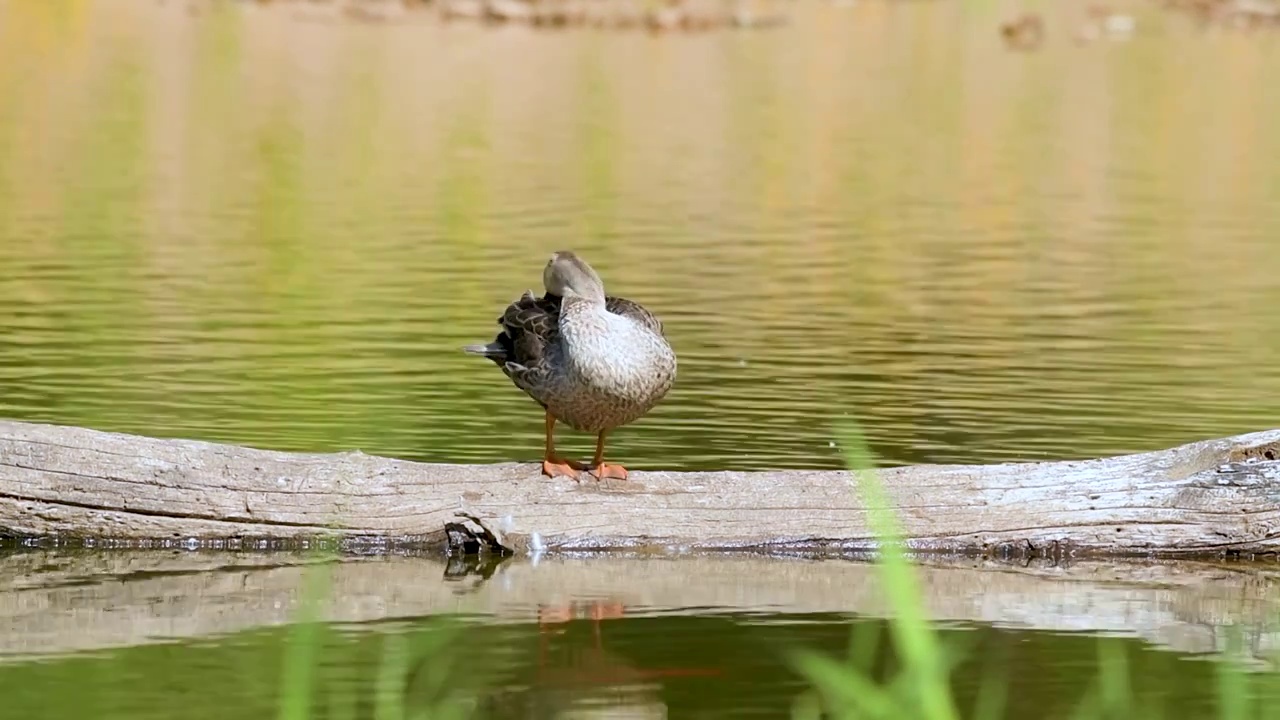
[
  {"xmin": 535, "ymin": 600, "xmax": 722, "ymax": 683},
  {"xmin": 481, "ymin": 600, "xmax": 720, "ymax": 717}
]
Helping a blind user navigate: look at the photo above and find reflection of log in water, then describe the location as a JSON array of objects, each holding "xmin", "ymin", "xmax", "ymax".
[
  {"xmin": 3, "ymin": 420, "xmax": 1280, "ymax": 558},
  {"xmin": 4, "ymin": 551, "xmax": 1280, "ymax": 663}
]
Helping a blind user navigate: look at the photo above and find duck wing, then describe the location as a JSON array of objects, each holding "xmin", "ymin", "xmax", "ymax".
[
  {"xmin": 465, "ymin": 291, "xmax": 665, "ymax": 395},
  {"xmin": 605, "ymin": 296, "xmax": 665, "ymax": 336},
  {"xmin": 493, "ymin": 293, "xmax": 665, "ymax": 364},
  {"xmin": 499, "ymin": 291, "xmax": 560, "ymax": 367}
]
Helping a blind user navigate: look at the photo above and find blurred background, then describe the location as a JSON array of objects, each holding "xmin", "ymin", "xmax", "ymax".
[
  {"xmin": 2, "ymin": 1, "xmax": 1280, "ymax": 718},
  {"xmin": 2, "ymin": 0, "xmax": 1278, "ymax": 473}
]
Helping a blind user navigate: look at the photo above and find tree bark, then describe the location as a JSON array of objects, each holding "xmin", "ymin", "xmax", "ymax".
[{"xmin": 1, "ymin": 419, "xmax": 1279, "ymax": 558}]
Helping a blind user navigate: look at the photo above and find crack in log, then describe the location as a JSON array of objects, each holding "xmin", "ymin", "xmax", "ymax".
[
  {"xmin": 0, "ymin": 491, "xmax": 353, "ymax": 532},
  {"xmin": 0, "ymin": 461, "xmax": 407, "ymax": 499},
  {"xmin": 0, "ymin": 437, "xmax": 165, "ymax": 461},
  {"xmin": 1, "ymin": 464, "xmax": 460, "ymax": 521}
]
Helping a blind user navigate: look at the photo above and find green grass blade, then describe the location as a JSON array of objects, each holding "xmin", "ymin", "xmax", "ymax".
[
  {"xmin": 375, "ymin": 632, "xmax": 409, "ymax": 720},
  {"xmin": 1066, "ymin": 683, "xmax": 1101, "ymax": 720},
  {"xmin": 1097, "ymin": 637, "xmax": 1132, "ymax": 718},
  {"xmin": 1218, "ymin": 626, "xmax": 1250, "ymax": 720},
  {"xmin": 789, "ymin": 648, "xmax": 900, "ymax": 720},
  {"xmin": 971, "ymin": 641, "xmax": 1009, "ymax": 720},
  {"xmin": 835, "ymin": 420, "xmax": 958, "ymax": 720},
  {"xmin": 847, "ymin": 618, "xmax": 883, "ymax": 675},
  {"xmin": 276, "ymin": 559, "xmax": 335, "ymax": 720},
  {"xmin": 791, "ymin": 689, "xmax": 825, "ymax": 720}
]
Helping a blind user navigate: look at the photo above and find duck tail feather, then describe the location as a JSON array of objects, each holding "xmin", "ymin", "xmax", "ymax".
[{"xmin": 463, "ymin": 341, "xmax": 506, "ymax": 358}]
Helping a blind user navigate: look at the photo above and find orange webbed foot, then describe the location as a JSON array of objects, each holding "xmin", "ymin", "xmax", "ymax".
[
  {"xmin": 542, "ymin": 457, "xmax": 584, "ymax": 479},
  {"xmin": 537, "ymin": 604, "xmax": 574, "ymax": 625},
  {"xmin": 590, "ymin": 600, "xmax": 626, "ymax": 620},
  {"xmin": 589, "ymin": 463, "xmax": 629, "ymax": 481}
]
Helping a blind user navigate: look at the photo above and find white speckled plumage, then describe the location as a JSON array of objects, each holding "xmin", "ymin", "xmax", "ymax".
[{"xmin": 542, "ymin": 293, "xmax": 676, "ymax": 432}]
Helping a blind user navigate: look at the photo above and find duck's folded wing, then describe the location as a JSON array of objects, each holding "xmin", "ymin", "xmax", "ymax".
[
  {"xmin": 605, "ymin": 296, "xmax": 664, "ymax": 336},
  {"xmin": 499, "ymin": 291, "xmax": 560, "ymax": 366}
]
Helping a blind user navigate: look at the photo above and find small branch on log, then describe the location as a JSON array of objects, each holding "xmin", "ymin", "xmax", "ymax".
[
  {"xmin": 1, "ymin": 420, "xmax": 1280, "ymax": 558},
  {"xmin": 445, "ymin": 512, "xmax": 512, "ymax": 556}
]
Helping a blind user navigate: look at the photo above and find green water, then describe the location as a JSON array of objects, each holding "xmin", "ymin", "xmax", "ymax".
[
  {"xmin": 0, "ymin": 605, "xmax": 1242, "ymax": 719},
  {"xmin": 4, "ymin": 551, "xmax": 1280, "ymax": 719},
  {"xmin": 3, "ymin": 0, "xmax": 1280, "ymax": 716}
]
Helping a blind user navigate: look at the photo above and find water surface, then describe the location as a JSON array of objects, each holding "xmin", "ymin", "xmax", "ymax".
[
  {"xmin": 1, "ymin": 0, "xmax": 1278, "ymax": 471},
  {"xmin": 4, "ymin": 551, "xmax": 1280, "ymax": 719}
]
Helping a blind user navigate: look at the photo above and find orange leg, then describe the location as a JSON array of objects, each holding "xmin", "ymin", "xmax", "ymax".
[
  {"xmin": 588, "ymin": 430, "xmax": 628, "ymax": 481},
  {"xmin": 542, "ymin": 412, "xmax": 583, "ymax": 479}
]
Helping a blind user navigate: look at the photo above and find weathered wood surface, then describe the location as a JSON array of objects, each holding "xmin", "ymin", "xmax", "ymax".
[
  {"xmin": 2, "ymin": 420, "xmax": 1280, "ymax": 557},
  {"xmin": 3, "ymin": 551, "xmax": 1280, "ymax": 661}
]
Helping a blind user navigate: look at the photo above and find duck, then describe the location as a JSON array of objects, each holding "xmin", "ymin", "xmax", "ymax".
[{"xmin": 464, "ymin": 251, "xmax": 677, "ymax": 481}]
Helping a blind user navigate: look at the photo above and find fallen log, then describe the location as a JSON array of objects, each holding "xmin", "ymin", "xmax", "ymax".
[{"xmin": 1, "ymin": 419, "xmax": 1279, "ymax": 558}]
